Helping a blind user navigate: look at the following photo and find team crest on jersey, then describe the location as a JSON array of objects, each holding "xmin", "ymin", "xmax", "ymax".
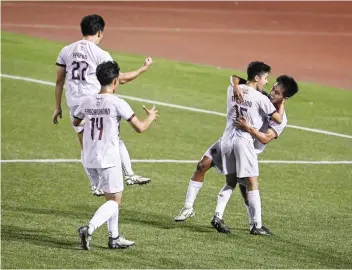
[{"xmin": 96, "ymin": 96, "xmax": 104, "ymax": 107}]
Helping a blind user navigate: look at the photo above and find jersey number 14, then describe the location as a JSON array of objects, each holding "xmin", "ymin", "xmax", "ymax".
[{"xmin": 90, "ymin": 117, "xmax": 103, "ymax": 140}]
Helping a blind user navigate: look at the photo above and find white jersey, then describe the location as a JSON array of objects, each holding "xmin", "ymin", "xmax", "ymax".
[
  {"xmin": 74, "ymin": 94, "xmax": 135, "ymax": 169},
  {"xmin": 254, "ymin": 111, "xmax": 288, "ymax": 154},
  {"xmin": 56, "ymin": 40, "xmax": 113, "ymax": 107},
  {"xmin": 223, "ymin": 84, "xmax": 276, "ymax": 142}
]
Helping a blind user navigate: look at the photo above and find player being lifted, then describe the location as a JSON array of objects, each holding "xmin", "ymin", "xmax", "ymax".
[
  {"xmin": 74, "ymin": 61, "xmax": 158, "ymax": 249},
  {"xmin": 175, "ymin": 64, "xmax": 297, "ymax": 235},
  {"xmin": 53, "ymin": 14, "xmax": 152, "ymax": 196},
  {"xmin": 211, "ymin": 74, "xmax": 298, "ymax": 235}
]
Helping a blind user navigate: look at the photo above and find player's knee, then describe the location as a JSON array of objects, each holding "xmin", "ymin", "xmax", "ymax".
[{"xmin": 196, "ymin": 160, "xmax": 208, "ymax": 173}]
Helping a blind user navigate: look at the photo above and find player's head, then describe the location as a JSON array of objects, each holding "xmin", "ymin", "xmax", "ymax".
[
  {"xmin": 80, "ymin": 14, "xmax": 105, "ymax": 43},
  {"xmin": 247, "ymin": 61, "xmax": 271, "ymax": 90},
  {"xmin": 269, "ymin": 75, "xmax": 299, "ymax": 104},
  {"xmin": 96, "ymin": 61, "xmax": 120, "ymax": 92}
]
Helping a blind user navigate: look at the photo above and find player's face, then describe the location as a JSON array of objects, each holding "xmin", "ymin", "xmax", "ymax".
[
  {"xmin": 256, "ymin": 72, "xmax": 269, "ymax": 90},
  {"xmin": 269, "ymin": 83, "xmax": 285, "ymax": 105}
]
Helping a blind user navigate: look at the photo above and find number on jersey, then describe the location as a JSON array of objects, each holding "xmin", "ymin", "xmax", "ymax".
[
  {"xmin": 234, "ymin": 104, "xmax": 248, "ymax": 118},
  {"xmin": 72, "ymin": 61, "xmax": 88, "ymax": 81},
  {"xmin": 90, "ymin": 117, "xmax": 103, "ymax": 140}
]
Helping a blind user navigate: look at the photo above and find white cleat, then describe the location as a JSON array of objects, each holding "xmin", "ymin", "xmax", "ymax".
[
  {"xmin": 108, "ymin": 235, "xmax": 135, "ymax": 249},
  {"xmin": 125, "ymin": 174, "xmax": 151, "ymax": 186},
  {"xmin": 174, "ymin": 207, "xmax": 195, "ymax": 222},
  {"xmin": 91, "ymin": 186, "xmax": 104, "ymax": 197}
]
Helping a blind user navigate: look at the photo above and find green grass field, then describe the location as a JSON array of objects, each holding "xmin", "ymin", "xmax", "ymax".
[{"xmin": 2, "ymin": 32, "xmax": 352, "ymax": 269}]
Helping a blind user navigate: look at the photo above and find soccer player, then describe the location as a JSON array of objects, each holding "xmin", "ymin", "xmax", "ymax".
[
  {"xmin": 74, "ymin": 61, "xmax": 158, "ymax": 250},
  {"xmin": 174, "ymin": 74, "xmax": 291, "ymax": 224},
  {"xmin": 212, "ymin": 74, "xmax": 299, "ymax": 235},
  {"xmin": 174, "ymin": 75, "xmax": 247, "ymax": 222},
  {"xmin": 211, "ymin": 61, "xmax": 284, "ymax": 236},
  {"xmin": 52, "ymin": 14, "xmax": 152, "ymax": 196}
]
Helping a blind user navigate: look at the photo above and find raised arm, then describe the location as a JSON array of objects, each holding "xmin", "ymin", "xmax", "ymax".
[
  {"xmin": 52, "ymin": 66, "xmax": 66, "ymax": 124},
  {"xmin": 231, "ymin": 75, "xmax": 247, "ymax": 103},
  {"xmin": 235, "ymin": 117, "xmax": 277, "ymax": 144},
  {"xmin": 129, "ymin": 105, "xmax": 158, "ymax": 133},
  {"xmin": 119, "ymin": 57, "xmax": 153, "ymax": 85}
]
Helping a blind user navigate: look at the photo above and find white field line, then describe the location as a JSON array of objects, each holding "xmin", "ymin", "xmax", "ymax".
[
  {"xmin": 2, "ymin": 74, "xmax": 352, "ymax": 139},
  {"xmin": 3, "ymin": 2, "xmax": 352, "ymax": 19},
  {"xmin": 1, "ymin": 159, "xmax": 351, "ymax": 165},
  {"xmin": 3, "ymin": 23, "xmax": 352, "ymax": 38}
]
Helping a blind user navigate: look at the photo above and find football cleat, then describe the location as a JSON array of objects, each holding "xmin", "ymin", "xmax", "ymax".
[
  {"xmin": 211, "ymin": 215, "xmax": 231, "ymax": 233},
  {"xmin": 91, "ymin": 186, "xmax": 104, "ymax": 197},
  {"xmin": 174, "ymin": 207, "xmax": 195, "ymax": 222},
  {"xmin": 108, "ymin": 235, "xmax": 135, "ymax": 249},
  {"xmin": 125, "ymin": 174, "xmax": 151, "ymax": 186},
  {"xmin": 78, "ymin": 226, "xmax": 92, "ymax": 250},
  {"xmin": 250, "ymin": 223, "xmax": 273, "ymax": 235}
]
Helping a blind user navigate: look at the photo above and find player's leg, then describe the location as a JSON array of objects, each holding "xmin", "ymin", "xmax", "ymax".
[
  {"xmin": 174, "ymin": 156, "xmax": 213, "ymax": 222},
  {"xmin": 174, "ymin": 140, "xmax": 222, "ymax": 222},
  {"xmin": 233, "ymin": 138, "xmax": 271, "ymax": 235},
  {"xmin": 246, "ymin": 177, "xmax": 272, "ymax": 235},
  {"xmin": 119, "ymin": 140, "xmax": 151, "ymax": 186},
  {"xmin": 238, "ymin": 181, "xmax": 254, "ymax": 230},
  {"xmin": 210, "ymin": 140, "xmax": 236, "ymax": 233},
  {"xmin": 211, "ymin": 173, "xmax": 237, "ymax": 233},
  {"xmin": 69, "ymin": 106, "xmax": 104, "ymax": 196},
  {"xmin": 78, "ymin": 166, "xmax": 134, "ymax": 250}
]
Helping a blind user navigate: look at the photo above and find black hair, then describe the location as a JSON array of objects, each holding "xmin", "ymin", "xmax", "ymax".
[
  {"xmin": 247, "ymin": 61, "xmax": 271, "ymax": 81},
  {"xmin": 96, "ymin": 61, "xmax": 120, "ymax": 86},
  {"xmin": 276, "ymin": 75, "xmax": 299, "ymax": 98},
  {"xmin": 80, "ymin": 14, "xmax": 105, "ymax": 36}
]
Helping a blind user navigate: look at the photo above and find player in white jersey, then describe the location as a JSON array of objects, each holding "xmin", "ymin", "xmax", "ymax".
[
  {"xmin": 52, "ymin": 15, "xmax": 152, "ymax": 196},
  {"xmin": 74, "ymin": 61, "xmax": 158, "ymax": 250},
  {"xmin": 212, "ymin": 74, "xmax": 298, "ymax": 235},
  {"xmin": 208, "ymin": 62, "xmax": 283, "ymax": 236},
  {"xmin": 174, "ymin": 74, "xmax": 297, "ymax": 225}
]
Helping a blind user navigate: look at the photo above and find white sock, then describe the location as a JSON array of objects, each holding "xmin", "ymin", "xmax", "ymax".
[
  {"xmin": 248, "ymin": 190, "xmax": 262, "ymax": 228},
  {"xmin": 244, "ymin": 203, "xmax": 254, "ymax": 228},
  {"xmin": 119, "ymin": 140, "xmax": 134, "ymax": 176},
  {"xmin": 184, "ymin": 180, "xmax": 203, "ymax": 208},
  {"xmin": 81, "ymin": 150, "xmax": 95, "ymax": 187},
  {"xmin": 107, "ymin": 203, "xmax": 119, "ymax": 238},
  {"xmin": 88, "ymin": 200, "xmax": 119, "ymax": 235},
  {"xmin": 214, "ymin": 184, "xmax": 234, "ymax": 219}
]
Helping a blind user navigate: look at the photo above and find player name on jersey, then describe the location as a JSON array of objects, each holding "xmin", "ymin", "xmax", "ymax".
[
  {"xmin": 73, "ymin": 52, "xmax": 88, "ymax": 60},
  {"xmin": 85, "ymin": 108, "xmax": 110, "ymax": 116}
]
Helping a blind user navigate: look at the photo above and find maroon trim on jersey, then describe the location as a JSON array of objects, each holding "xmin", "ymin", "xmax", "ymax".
[
  {"xmin": 55, "ymin": 62, "xmax": 66, "ymax": 67},
  {"xmin": 73, "ymin": 115, "xmax": 83, "ymax": 121},
  {"xmin": 127, "ymin": 114, "xmax": 135, "ymax": 122},
  {"xmin": 268, "ymin": 126, "xmax": 278, "ymax": 139},
  {"xmin": 268, "ymin": 110, "xmax": 277, "ymax": 116}
]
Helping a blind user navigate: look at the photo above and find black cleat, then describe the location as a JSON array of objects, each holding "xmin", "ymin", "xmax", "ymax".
[
  {"xmin": 261, "ymin": 225, "xmax": 273, "ymax": 235},
  {"xmin": 108, "ymin": 235, "xmax": 135, "ymax": 249},
  {"xmin": 78, "ymin": 226, "xmax": 91, "ymax": 250},
  {"xmin": 250, "ymin": 223, "xmax": 272, "ymax": 236},
  {"xmin": 211, "ymin": 215, "xmax": 231, "ymax": 233}
]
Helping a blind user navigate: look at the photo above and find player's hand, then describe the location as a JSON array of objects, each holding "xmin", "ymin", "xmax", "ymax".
[
  {"xmin": 235, "ymin": 116, "xmax": 250, "ymax": 131},
  {"xmin": 52, "ymin": 108, "xmax": 62, "ymax": 124},
  {"xmin": 233, "ymin": 85, "xmax": 244, "ymax": 104},
  {"xmin": 143, "ymin": 57, "xmax": 153, "ymax": 69},
  {"xmin": 143, "ymin": 105, "xmax": 159, "ymax": 121}
]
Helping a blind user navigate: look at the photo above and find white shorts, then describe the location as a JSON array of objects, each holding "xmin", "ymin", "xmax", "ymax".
[
  {"xmin": 221, "ymin": 137, "xmax": 259, "ymax": 178},
  {"xmin": 69, "ymin": 105, "xmax": 84, "ymax": 133},
  {"xmin": 203, "ymin": 139, "xmax": 223, "ymax": 174},
  {"xmin": 86, "ymin": 166, "xmax": 124, "ymax": 194}
]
